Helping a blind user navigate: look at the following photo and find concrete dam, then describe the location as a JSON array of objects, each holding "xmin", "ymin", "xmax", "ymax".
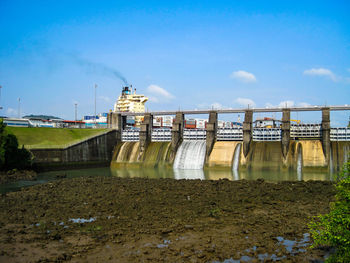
[{"xmin": 109, "ymin": 106, "xmax": 350, "ymax": 173}]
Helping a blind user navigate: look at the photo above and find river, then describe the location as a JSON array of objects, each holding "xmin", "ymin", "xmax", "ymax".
[{"xmin": 0, "ymin": 167, "xmax": 336, "ymax": 194}]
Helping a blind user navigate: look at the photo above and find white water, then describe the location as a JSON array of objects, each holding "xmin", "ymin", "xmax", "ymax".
[
  {"xmin": 173, "ymin": 169, "xmax": 205, "ymax": 180},
  {"xmin": 297, "ymin": 148, "xmax": 302, "ymax": 181},
  {"xmin": 173, "ymin": 140, "xmax": 206, "ymax": 169},
  {"xmin": 232, "ymin": 143, "xmax": 241, "ymax": 181}
]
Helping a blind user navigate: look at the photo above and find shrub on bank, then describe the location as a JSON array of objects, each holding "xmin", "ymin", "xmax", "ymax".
[
  {"xmin": 309, "ymin": 160, "xmax": 350, "ymax": 262},
  {"xmin": 0, "ymin": 119, "xmax": 32, "ymax": 170}
]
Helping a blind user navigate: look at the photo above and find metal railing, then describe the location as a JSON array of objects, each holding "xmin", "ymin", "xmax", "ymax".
[
  {"xmin": 290, "ymin": 124, "xmax": 322, "ymax": 138},
  {"xmin": 121, "ymin": 129, "xmax": 140, "ymax": 141},
  {"xmin": 183, "ymin": 128, "xmax": 206, "ymax": 140},
  {"xmin": 217, "ymin": 128, "xmax": 243, "ymax": 141},
  {"xmin": 152, "ymin": 128, "xmax": 172, "ymax": 141},
  {"xmin": 121, "ymin": 126, "xmax": 350, "ymax": 142},
  {"xmin": 253, "ymin": 128, "xmax": 282, "ymax": 141},
  {"xmin": 330, "ymin": 127, "xmax": 350, "ymax": 141}
]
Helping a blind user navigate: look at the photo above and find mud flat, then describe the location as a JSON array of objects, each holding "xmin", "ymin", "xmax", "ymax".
[{"xmin": 0, "ymin": 176, "xmax": 335, "ymax": 262}]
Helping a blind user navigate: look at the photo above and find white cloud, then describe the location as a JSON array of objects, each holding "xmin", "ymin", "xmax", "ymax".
[
  {"xmin": 147, "ymin": 85, "xmax": 174, "ymax": 103},
  {"xmin": 230, "ymin": 70, "xmax": 257, "ymax": 83},
  {"xmin": 265, "ymin": 102, "xmax": 274, "ymax": 108},
  {"xmin": 278, "ymin": 100, "xmax": 295, "ymax": 108},
  {"xmin": 6, "ymin": 108, "xmax": 17, "ymax": 117},
  {"xmin": 265, "ymin": 101, "xmax": 312, "ymax": 108},
  {"xmin": 297, "ymin": 102, "xmax": 311, "ymax": 107},
  {"xmin": 210, "ymin": 102, "xmax": 223, "ymax": 110},
  {"xmin": 235, "ymin": 98, "xmax": 256, "ymax": 108},
  {"xmin": 98, "ymin": 96, "xmax": 111, "ymax": 103},
  {"xmin": 303, "ymin": 68, "xmax": 337, "ymax": 82}
]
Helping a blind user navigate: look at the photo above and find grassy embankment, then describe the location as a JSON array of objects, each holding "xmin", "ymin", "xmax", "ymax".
[{"xmin": 5, "ymin": 127, "xmax": 109, "ymax": 149}]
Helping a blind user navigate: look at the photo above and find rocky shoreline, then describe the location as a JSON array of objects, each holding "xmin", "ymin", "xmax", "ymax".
[
  {"xmin": 0, "ymin": 176, "xmax": 335, "ymax": 262},
  {"xmin": 0, "ymin": 169, "xmax": 37, "ymax": 184}
]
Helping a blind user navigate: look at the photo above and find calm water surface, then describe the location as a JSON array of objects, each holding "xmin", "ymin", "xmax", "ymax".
[{"xmin": 0, "ymin": 167, "xmax": 336, "ymax": 194}]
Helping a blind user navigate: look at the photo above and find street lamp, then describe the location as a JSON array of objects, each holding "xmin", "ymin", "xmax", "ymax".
[
  {"xmin": 18, "ymin": 98, "xmax": 21, "ymax": 118},
  {"xmin": 75, "ymin": 103, "xmax": 78, "ymax": 121},
  {"xmin": 0, "ymin": 85, "xmax": 2, "ymax": 110},
  {"xmin": 94, "ymin": 84, "xmax": 97, "ymax": 127}
]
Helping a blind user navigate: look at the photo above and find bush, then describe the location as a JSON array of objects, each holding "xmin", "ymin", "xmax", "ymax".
[
  {"xmin": 0, "ymin": 119, "xmax": 32, "ymax": 170},
  {"xmin": 309, "ymin": 160, "xmax": 350, "ymax": 262}
]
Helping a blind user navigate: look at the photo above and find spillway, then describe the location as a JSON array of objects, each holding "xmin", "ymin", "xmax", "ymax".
[
  {"xmin": 207, "ymin": 141, "xmax": 241, "ymax": 168},
  {"xmin": 296, "ymin": 141, "xmax": 327, "ymax": 169},
  {"xmin": 113, "ymin": 142, "xmax": 140, "ymax": 164},
  {"xmin": 143, "ymin": 142, "xmax": 171, "ymax": 168},
  {"xmin": 249, "ymin": 142, "xmax": 283, "ymax": 170},
  {"xmin": 173, "ymin": 140, "xmax": 206, "ymax": 169}
]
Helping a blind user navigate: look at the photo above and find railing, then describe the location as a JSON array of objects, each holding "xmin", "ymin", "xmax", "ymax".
[
  {"xmin": 253, "ymin": 128, "xmax": 282, "ymax": 141},
  {"xmin": 290, "ymin": 124, "xmax": 322, "ymax": 138},
  {"xmin": 217, "ymin": 128, "xmax": 243, "ymax": 141},
  {"xmin": 121, "ymin": 129, "xmax": 140, "ymax": 141},
  {"xmin": 330, "ymin": 127, "xmax": 350, "ymax": 141},
  {"xmin": 183, "ymin": 128, "xmax": 206, "ymax": 140},
  {"xmin": 121, "ymin": 126, "xmax": 350, "ymax": 142},
  {"xmin": 152, "ymin": 128, "xmax": 172, "ymax": 141}
]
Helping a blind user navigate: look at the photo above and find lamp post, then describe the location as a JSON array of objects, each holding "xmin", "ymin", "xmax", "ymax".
[
  {"xmin": 94, "ymin": 84, "xmax": 97, "ymax": 127},
  {"xmin": 0, "ymin": 85, "xmax": 2, "ymax": 111},
  {"xmin": 18, "ymin": 97, "xmax": 21, "ymax": 118},
  {"xmin": 75, "ymin": 103, "xmax": 78, "ymax": 121}
]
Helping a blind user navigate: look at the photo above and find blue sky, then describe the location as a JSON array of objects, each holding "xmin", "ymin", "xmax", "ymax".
[{"xmin": 0, "ymin": 0, "xmax": 349, "ymax": 125}]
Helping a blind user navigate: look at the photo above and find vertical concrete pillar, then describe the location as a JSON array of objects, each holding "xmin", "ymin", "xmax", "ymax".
[
  {"xmin": 139, "ymin": 113, "xmax": 153, "ymax": 157},
  {"xmin": 321, "ymin": 107, "xmax": 331, "ymax": 161},
  {"xmin": 170, "ymin": 112, "xmax": 184, "ymax": 162},
  {"xmin": 107, "ymin": 112, "xmax": 123, "ymax": 140},
  {"xmin": 206, "ymin": 111, "xmax": 218, "ymax": 161},
  {"xmin": 243, "ymin": 110, "xmax": 253, "ymax": 157},
  {"xmin": 281, "ymin": 109, "xmax": 291, "ymax": 158}
]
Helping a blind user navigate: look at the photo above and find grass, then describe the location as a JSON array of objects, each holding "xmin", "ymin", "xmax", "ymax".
[{"xmin": 6, "ymin": 127, "xmax": 109, "ymax": 149}]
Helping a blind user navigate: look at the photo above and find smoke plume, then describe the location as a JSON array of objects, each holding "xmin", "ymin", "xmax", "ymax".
[{"xmin": 72, "ymin": 54, "xmax": 128, "ymax": 85}]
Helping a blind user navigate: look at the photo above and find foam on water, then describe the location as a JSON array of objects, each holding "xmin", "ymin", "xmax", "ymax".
[{"xmin": 173, "ymin": 140, "xmax": 206, "ymax": 169}]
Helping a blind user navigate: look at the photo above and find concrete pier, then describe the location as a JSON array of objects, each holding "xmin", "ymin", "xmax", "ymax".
[
  {"xmin": 139, "ymin": 113, "xmax": 153, "ymax": 158},
  {"xmin": 281, "ymin": 109, "xmax": 291, "ymax": 158},
  {"xmin": 170, "ymin": 112, "xmax": 184, "ymax": 162},
  {"xmin": 321, "ymin": 107, "xmax": 331, "ymax": 161},
  {"xmin": 107, "ymin": 112, "xmax": 123, "ymax": 142},
  {"xmin": 206, "ymin": 111, "xmax": 218, "ymax": 161},
  {"xmin": 243, "ymin": 110, "xmax": 253, "ymax": 157}
]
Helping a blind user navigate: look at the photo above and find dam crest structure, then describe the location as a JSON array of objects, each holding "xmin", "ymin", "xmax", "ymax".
[{"xmin": 108, "ymin": 106, "xmax": 350, "ymax": 174}]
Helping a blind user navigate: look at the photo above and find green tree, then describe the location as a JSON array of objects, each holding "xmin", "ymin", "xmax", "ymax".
[
  {"xmin": 0, "ymin": 119, "xmax": 32, "ymax": 170},
  {"xmin": 309, "ymin": 160, "xmax": 350, "ymax": 262}
]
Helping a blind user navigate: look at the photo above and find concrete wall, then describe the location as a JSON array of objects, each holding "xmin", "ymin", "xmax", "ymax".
[{"xmin": 30, "ymin": 130, "xmax": 118, "ymax": 171}]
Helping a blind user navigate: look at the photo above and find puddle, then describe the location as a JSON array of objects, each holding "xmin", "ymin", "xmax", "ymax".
[
  {"xmin": 69, "ymin": 217, "xmax": 96, "ymax": 223},
  {"xmin": 157, "ymin": 239, "xmax": 171, "ymax": 248},
  {"xmin": 213, "ymin": 233, "xmax": 312, "ymax": 262}
]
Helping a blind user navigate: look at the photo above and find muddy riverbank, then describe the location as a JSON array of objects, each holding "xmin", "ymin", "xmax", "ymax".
[
  {"xmin": 0, "ymin": 170, "xmax": 37, "ymax": 184},
  {"xmin": 0, "ymin": 177, "xmax": 335, "ymax": 262}
]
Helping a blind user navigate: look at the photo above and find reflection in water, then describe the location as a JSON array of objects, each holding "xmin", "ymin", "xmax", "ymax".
[
  {"xmin": 1, "ymin": 166, "xmax": 336, "ymax": 194},
  {"xmin": 232, "ymin": 143, "xmax": 242, "ymax": 181},
  {"xmin": 173, "ymin": 169, "xmax": 204, "ymax": 180},
  {"xmin": 297, "ymin": 149, "xmax": 302, "ymax": 181}
]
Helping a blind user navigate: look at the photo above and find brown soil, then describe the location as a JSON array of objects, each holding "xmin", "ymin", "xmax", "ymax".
[
  {"xmin": 0, "ymin": 177, "xmax": 335, "ymax": 262},
  {"xmin": 0, "ymin": 170, "xmax": 37, "ymax": 184}
]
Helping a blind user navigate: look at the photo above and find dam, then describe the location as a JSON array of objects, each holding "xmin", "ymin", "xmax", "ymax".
[{"xmin": 109, "ymin": 106, "xmax": 350, "ymax": 175}]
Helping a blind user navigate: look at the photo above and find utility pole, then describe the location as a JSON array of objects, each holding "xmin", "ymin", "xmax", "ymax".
[
  {"xmin": 0, "ymin": 85, "xmax": 2, "ymax": 111},
  {"xmin": 94, "ymin": 84, "xmax": 97, "ymax": 127},
  {"xmin": 18, "ymin": 98, "xmax": 21, "ymax": 118},
  {"xmin": 75, "ymin": 103, "xmax": 78, "ymax": 121}
]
